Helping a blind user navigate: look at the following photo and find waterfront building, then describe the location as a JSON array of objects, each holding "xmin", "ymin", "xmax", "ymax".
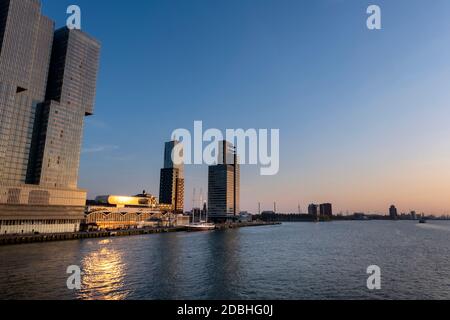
[
  {"xmin": 389, "ymin": 205, "xmax": 398, "ymax": 220},
  {"xmin": 320, "ymin": 203, "xmax": 333, "ymax": 217},
  {"xmin": 208, "ymin": 141, "xmax": 240, "ymax": 222},
  {"xmin": 308, "ymin": 204, "xmax": 318, "ymax": 217},
  {"xmin": 239, "ymin": 212, "xmax": 253, "ymax": 223},
  {"xmin": 94, "ymin": 193, "xmax": 158, "ymax": 209},
  {"xmin": 0, "ymin": 0, "xmax": 100, "ymax": 235},
  {"xmin": 159, "ymin": 141, "xmax": 184, "ymax": 213},
  {"xmin": 85, "ymin": 193, "xmax": 189, "ymax": 230},
  {"xmin": 163, "ymin": 140, "xmax": 184, "ymax": 176}
]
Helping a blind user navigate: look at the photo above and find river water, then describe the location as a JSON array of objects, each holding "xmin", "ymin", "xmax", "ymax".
[{"xmin": 0, "ymin": 221, "xmax": 449, "ymax": 300}]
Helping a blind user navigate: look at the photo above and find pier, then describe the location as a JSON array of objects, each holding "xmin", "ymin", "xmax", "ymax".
[
  {"xmin": 0, "ymin": 221, "xmax": 280, "ymax": 246},
  {"xmin": 0, "ymin": 227, "xmax": 187, "ymax": 246}
]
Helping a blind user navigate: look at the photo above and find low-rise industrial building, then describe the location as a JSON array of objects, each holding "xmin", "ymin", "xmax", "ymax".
[{"xmin": 85, "ymin": 192, "xmax": 190, "ymax": 230}]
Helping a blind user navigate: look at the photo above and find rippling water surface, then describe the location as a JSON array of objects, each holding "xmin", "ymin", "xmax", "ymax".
[{"xmin": 1, "ymin": 221, "xmax": 449, "ymax": 300}]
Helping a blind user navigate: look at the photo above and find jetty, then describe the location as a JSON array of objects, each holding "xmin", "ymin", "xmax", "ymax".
[{"xmin": 0, "ymin": 221, "xmax": 280, "ymax": 246}]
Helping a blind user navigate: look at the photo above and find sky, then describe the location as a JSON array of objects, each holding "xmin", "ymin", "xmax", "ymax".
[{"xmin": 42, "ymin": 0, "xmax": 450, "ymax": 215}]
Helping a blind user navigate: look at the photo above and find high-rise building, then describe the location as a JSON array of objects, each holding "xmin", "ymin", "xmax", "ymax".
[
  {"xmin": 308, "ymin": 204, "xmax": 318, "ymax": 217},
  {"xmin": 0, "ymin": 0, "xmax": 100, "ymax": 234},
  {"xmin": 159, "ymin": 141, "xmax": 184, "ymax": 213},
  {"xmin": 208, "ymin": 141, "xmax": 240, "ymax": 222},
  {"xmin": 389, "ymin": 205, "xmax": 398, "ymax": 220},
  {"xmin": 163, "ymin": 140, "xmax": 184, "ymax": 177},
  {"xmin": 320, "ymin": 203, "xmax": 333, "ymax": 217}
]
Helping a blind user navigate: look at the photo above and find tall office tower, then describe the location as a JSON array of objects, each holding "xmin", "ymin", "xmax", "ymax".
[
  {"xmin": 389, "ymin": 205, "xmax": 398, "ymax": 220},
  {"xmin": 163, "ymin": 140, "xmax": 184, "ymax": 177},
  {"xmin": 308, "ymin": 204, "xmax": 318, "ymax": 217},
  {"xmin": 0, "ymin": 0, "xmax": 100, "ymax": 235},
  {"xmin": 319, "ymin": 203, "xmax": 333, "ymax": 217},
  {"xmin": 208, "ymin": 141, "xmax": 240, "ymax": 222},
  {"xmin": 159, "ymin": 141, "xmax": 184, "ymax": 213}
]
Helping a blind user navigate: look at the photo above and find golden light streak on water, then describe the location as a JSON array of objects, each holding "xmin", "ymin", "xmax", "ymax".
[{"xmin": 78, "ymin": 242, "xmax": 129, "ymax": 300}]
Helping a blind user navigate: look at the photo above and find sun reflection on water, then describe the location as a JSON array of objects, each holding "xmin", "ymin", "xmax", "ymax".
[{"xmin": 78, "ymin": 242, "xmax": 129, "ymax": 300}]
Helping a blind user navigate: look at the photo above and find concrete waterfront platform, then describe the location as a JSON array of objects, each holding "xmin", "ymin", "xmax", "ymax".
[
  {"xmin": 0, "ymin": 226, "xmax": 187, "ymax": 246},
  {"xmin": 0, "ymin": 221, "xmax": 281, "ymax": 246}
]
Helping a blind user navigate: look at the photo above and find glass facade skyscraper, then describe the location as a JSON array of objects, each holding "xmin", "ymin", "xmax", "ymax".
[
  {"xmin": 208, "ymin": 141, "xmax": 240, "ymax": 222},
  {"xmin": 0, "ymin": 0, "xmax": 100, "ymax": 234},
  {"xmin": 159, "ymin": 141, "xmax": 185, "ymax": 213},
  {"xmin": 389, "ymin": 205, "xmax": 398, "ymax": 220},
  {"xmin": 319, "ymin": 203, "xmax": 333, "ymax": 217},
  {"xmin": 163, "ymin": 140, "xmax": 184, "ymax": 179}
]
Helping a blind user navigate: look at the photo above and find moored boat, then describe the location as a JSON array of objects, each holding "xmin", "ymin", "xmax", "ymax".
[{"xmin": 186, "ymin": 222, "xmax": 216, "ymax": 232}]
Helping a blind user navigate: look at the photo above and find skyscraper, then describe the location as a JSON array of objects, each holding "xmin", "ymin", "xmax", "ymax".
[
  {"xmin": 319, "ymin": 203, "xmax": 333, "ymax": 217},
  {"xmin": 308, "ymin": 204, "xmax": 318, "ymax": 217},
  {"xmin": 0, "ymin": 0, "xmax": 100, "ymax": 234},
  {"xmin": 159, "ymin": 141, "xmax": 184, "ymax": 213},
  {"xmin": 208, "ymin": 141, "xmax": 240, "ymax": 222},
  {"xmin": 389, "ymin": 205, "xmax": 398, "ymax": 220}
]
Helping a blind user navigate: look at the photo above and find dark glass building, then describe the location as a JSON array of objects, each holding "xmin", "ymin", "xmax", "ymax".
[
  {"xmin": 159, "ymin": 141, "xmax": 184, "ymax": 213},
  {"xmin": 320, "ymin": 203, "xmax": 333, "ymax": 217},
  {"xmin": 389, "ymin": 205, "xmax": 398, "ymax": 220},
  {"xmin": 208, "ymin": 141, "xmax": 240, "ymax": 222},
  {"xmin": 0, "ymin": 0, "xmax": 100, "ymax": 234},
  {"xmin": 308, "ymin": 204, "xmax": 318, "ymax": 217}
]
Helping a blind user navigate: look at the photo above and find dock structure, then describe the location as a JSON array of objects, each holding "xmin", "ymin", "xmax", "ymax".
[
  {"xmin": 0, "ymin": 227, "xmax": 187, "ymax": 246},
  {"xmin": 0, "ymin": 221, "xmax": 281, "ymax": 246}
]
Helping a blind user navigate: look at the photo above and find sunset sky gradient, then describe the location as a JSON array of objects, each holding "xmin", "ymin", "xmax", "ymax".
[{"xmin": 43, "ymin": 0, "xmax": 450, "ymax": 215}]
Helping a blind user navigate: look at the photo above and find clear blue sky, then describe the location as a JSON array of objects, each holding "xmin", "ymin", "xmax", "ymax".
[{"xmin": 42, "ymin": 0, "xmax": 450, "ymax": 215}]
